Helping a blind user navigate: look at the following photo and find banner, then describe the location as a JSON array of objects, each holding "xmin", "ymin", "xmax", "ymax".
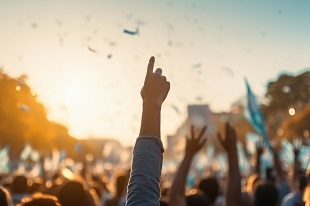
[{"xmin": 244, "ymin": 78, "xmax": 271, "ymax": 147}]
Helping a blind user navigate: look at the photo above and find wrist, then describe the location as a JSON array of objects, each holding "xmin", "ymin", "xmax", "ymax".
[
  {"xmin": 143, "ymin": 101, "xmax": 162, "ymax": 110},
  {"xmin": 184, "ymin": 152, "xmax": 195, "ymax": 159}
]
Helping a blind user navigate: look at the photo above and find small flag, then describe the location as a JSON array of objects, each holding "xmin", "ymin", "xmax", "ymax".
[{"xmin": 244, "ymin": 78, "xmax": 270, "ymax": 147}]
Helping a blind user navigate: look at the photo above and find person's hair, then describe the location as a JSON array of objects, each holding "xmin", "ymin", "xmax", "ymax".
[
  {"xmin": 116, "ymin": 175, "xmax": 127, "ymax": 195},
  {"xmin": 28, "ymin": 178, "xmax": 43, "ymax": 194},
  {"xmin": 12, "ymin": 175, "xmax": 28, "ymax": 194},
  {"xmin": 18, "ymin": 193, "xmax": 61, "ymax": 206},
  {"xmin": 186, "ymin": 193, "xmax": 210, "ymax": 206},
  {"xmin": 298, "ymin": 175, "xmax": 307, "ymax": 194},
  {"xmin": 198, "ymin": 177, "xmax": 219, "ymax": 204},
  {"xmin": 159, "ymin": 199, "xmax": 168, "ymax": 206},
  {"xmin": 57, "ymin": 180, "xmax": 88, "ymax": 206},
  {"xmin": 0, "ymin": 186, "xmax": 13, "ymax": 206},
  {"xmin": 254, "ymin": 182, "xmax": 278, "ymax": 206}
]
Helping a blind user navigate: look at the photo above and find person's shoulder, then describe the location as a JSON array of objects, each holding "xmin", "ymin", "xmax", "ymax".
[{"xmin": 281, "ymin": 192, "xmax": 295, "ymax": 206}]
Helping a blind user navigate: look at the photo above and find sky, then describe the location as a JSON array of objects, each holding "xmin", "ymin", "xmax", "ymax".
[{"xmin": 0, "ymin": 0, "xmax": 309, "ymax": 146}]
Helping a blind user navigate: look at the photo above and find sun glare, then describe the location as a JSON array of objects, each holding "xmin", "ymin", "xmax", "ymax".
[
  {"xmin": 53, "ymin": 61, "xmax": 107, "ymax": 138},
  {"xmin": 63, "ymin": 80, "xmax": 89, "ymax": 115}
]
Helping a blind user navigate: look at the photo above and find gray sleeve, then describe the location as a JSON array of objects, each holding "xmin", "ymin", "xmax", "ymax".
[{"xmin": 125, "ymin": 136, "xmax": 164, "ymax": 206}]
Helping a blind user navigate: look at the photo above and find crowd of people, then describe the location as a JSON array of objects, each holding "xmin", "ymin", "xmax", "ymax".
[{"xmin": 1, "ymin": 56, "xmax": 310, "ymax": 206}]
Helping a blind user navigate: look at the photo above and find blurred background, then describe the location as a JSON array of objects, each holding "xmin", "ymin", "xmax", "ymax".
[{"xmin": 0, "ymin": 0, "xmax": 309, "ymax": 178}]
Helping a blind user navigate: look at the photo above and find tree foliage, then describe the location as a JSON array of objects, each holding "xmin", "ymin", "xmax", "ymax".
[
  {"xmin": 281, "ymin": 104, "xmax": 310, "ymax": 141},
  {"xmin": 0, "ymin": 69, "xmax": 91, "ymax": 159},
  {"xmin": 261, "ymin": 71, "xmax": 310, "ymax": 139}
]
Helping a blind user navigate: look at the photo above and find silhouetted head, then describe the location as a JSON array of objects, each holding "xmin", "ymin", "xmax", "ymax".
[
  {"xmin": 298, "ymin": 175, "xmax": 307, "ymax": 194},
  {"xmin": 28, "ymin": 178, "xmax": 43, "ymax": 194},
  {"xmin": 57, "ymin": 181, "xmax": 88, "ymax": 206},
  {"xmin": 254, "ymin": 182, "xmax": 278, "ymax": 206},
  {"xmin": 159, "ymin": 199, "xmax": 168, "ymax": 206},
  {"xmin": 186, "ymin": 193, "xmax": 210, "ymax": 206},
  {"xmin": 18, "ymin": 193, "xmax": 61, "ymax": 206},
  {"xmin": 116, "ymin": 175, "xmax": 128, "ymax": 196},
  {"xmin": 241, "ymin": 191, "xmax": 252, "ymax": 206},
  {"xmin": 12, "ymin": 175, "xmax": 28, "ymax": 194},
  {"xmin": 198, "ymin": 177, "xmax": 219, "ymax": 204},
  {"xmin": 0, "ymin": 186, "xmax": 13, "ymax": 206}
]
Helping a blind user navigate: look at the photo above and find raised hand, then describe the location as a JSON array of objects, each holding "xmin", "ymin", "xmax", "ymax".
[
  {"xmin": 185, "ymin": 125, "xmax": 207, "ymax": 158},
  {"xmin": 255, "ymin": 138, "xmax": 264, "ymax": 175},
  {"xmin": 169, "ymin": 125, "xmax": 207, "ymax": 206},
  {"xmin": 140, "ymin": 56, "xmax": 170, "ymax": 106},
  {"xmin": 293, "ymin": 138, "xmax": 302, "ymax": 157},
  {"xmin": 217, "ymin": 122, "xmax": 241, "ymax": 206},
  {"xmin": 270, "ymin": 140, "xmax": 286, "ymax": 182},
  {"xmin": 127, "ymin": 57, "xmax": 170, "ymax": 206},
  {"xmin": 270, "ymin": 140, "xmax": 282, "ymax": 156},
  {"xmin": 139, "ymin": 56, "xmax": 170, "ymax": 138},
  {"xmin": 256, "ymin": 138, "xmax": 264, "ymax": 157},
  {"xmin": 217, "ymin": 122, "xmax": 237, "ymax": 154}
]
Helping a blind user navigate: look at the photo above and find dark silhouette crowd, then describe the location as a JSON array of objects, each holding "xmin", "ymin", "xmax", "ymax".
[{"xmin": 0, "ymin": 57, "xmax": 310, "ymax": 206}]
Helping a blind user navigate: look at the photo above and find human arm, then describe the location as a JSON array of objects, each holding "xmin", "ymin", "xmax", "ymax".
[
  {"xmin": 292, "ymin": 141, "xmax": 301, "ymax": 191},
  {"xmin": 139, "ymin": 56, "xmax": 170, "ymax": 138},
  {"xmin": 217, "ymin": 123, "xmax": 241, "ymax": 206},
  {"xmin": 270, "ymin": 143, "xmax": 286, "ymax": 183},
  {"xmin": 255, "ymin": 140, "xmax": 264, "ymax": 176},
  {"xmin": 169, "ymin": 125, "xmax": 207, "ymax": 206},
  {"xmin": 271, "ymin": 143, "xmax": 290, "ymax": 202},
  {"xmin": 126, "ymin": 56, "xmax": 170, "ymax": 206}
]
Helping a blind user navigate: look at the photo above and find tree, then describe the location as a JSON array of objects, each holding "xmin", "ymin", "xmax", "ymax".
[
  {"xmin": 262, "ymin": 71, "xmax": 310, "ymax": 139},
  {"xmin": 281, "ymin": 104, "xmax": 310, "ymax": 141},
  {"xmin": 0, "ymin": 69, "xmax": 81, "ymax": 158}
]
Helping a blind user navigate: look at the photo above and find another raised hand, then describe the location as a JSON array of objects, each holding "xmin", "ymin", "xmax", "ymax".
[
  {"xmin": 255, "ymin": 139, "xmax": 264, "ymax": 175},
  {"xmin": 217, "ymin": 123, "xmax": 241, "ymax": 206},
  {"xmin": 185, "ymin": 125, "xmax": 207, "ymax": 158},
  {"xmin": 270, "ymin": 141, "xmax": 286, "ymax": 183},
  {"xmin": 218, "ymin": 123, "xmax": 238, "ymax": 154},
  {"xmin": 169, "ymin": 125, "xmax": 207, "ymax": 206}
]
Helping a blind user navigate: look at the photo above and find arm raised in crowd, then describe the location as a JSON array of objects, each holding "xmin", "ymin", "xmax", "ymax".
[
  {"xmin": 169, "ymin": 125, "xmax": 207, "ymax": 206},
  {"xmin": 271, "ymin": 143, "xmax": 286, "ymax": 183},
  {"xmin": 270, "ymin": 143, "xmax": 290, "ymax": 203},
  {"xmin": 217, "ymin": 123, "xmax": 241, "ymax": 206},
  {"xmin": 293, "ymin": 143, "xmax": 301, "ymax": 190},
  {"xmin": 126, "ymin": 56, "xmax": 170, "ymax": 206},
  {"xmin": 255, "ymin": 140, "xmax": 264, "ymax": 176}
]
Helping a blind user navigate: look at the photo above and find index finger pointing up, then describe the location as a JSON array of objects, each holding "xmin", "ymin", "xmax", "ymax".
[{"xmin": 146, "ymin": 56, "xmax": 155, "ymax": 76}]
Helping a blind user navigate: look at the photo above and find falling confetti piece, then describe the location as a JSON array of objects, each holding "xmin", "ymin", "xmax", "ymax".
[
  {"xmin": 192, "ymin": 63, "xmax": 202, "ymax": 68},
  {"xmin": 31, "ymin": 22, "xmax": 38, "ymax": 29},
  {"xmin": 123, "ymin": 28, "xmax": 139, "ymax": 35},
  {"xmin": 87, "ymin": 45, "xmax": 97, "ymax": 53}
]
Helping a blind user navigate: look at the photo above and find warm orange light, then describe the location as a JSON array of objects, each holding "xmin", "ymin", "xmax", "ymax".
[
  {"xmin": 289, "ymin": 108, "xmax": 295, "ymax": 116},
  {"xmin": 277, "ymin": 128, "xmax": 283, "ymax": 136}
]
